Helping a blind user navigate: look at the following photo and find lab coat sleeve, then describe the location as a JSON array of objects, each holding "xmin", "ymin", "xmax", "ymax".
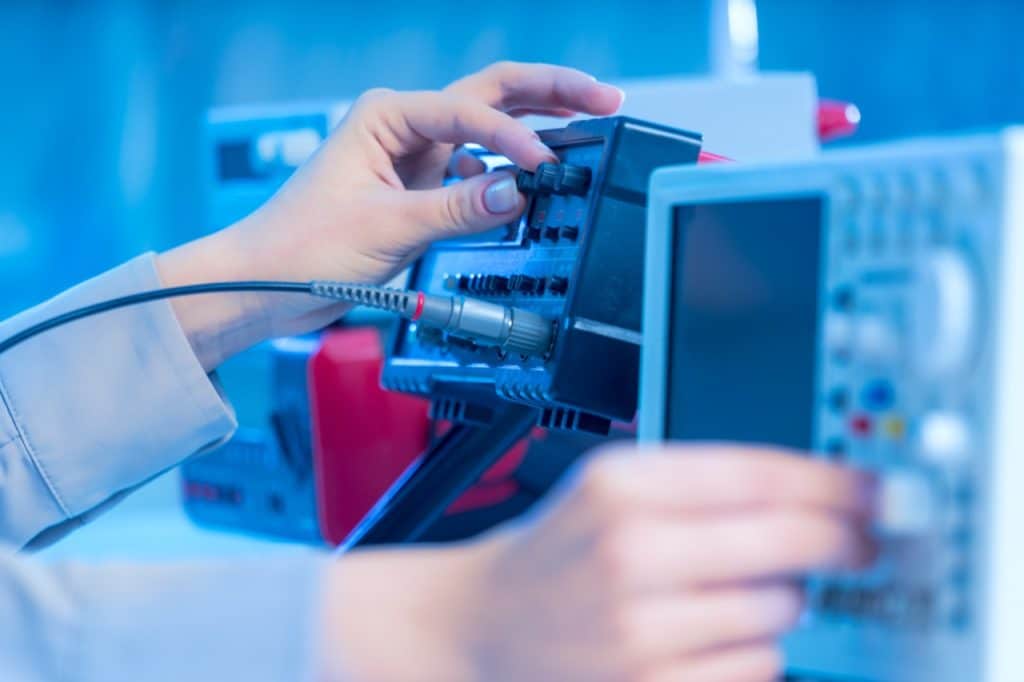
[
  {"xmin": 0, "ymin": 253, "xmax": 238, "ymax": 548},
  {"xmin": 0, "ymin": 549, "xmax": 328, "ymax": 681}
]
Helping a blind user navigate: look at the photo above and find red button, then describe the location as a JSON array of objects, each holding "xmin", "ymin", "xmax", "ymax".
[{"xmin": 849, "ymin": 414, "xmax": 873, "ymax": 437}]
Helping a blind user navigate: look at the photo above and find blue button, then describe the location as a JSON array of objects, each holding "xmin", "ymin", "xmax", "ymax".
[{"xmin": 861, "ymin": 379, "xmax": 895, "ymax": 411}]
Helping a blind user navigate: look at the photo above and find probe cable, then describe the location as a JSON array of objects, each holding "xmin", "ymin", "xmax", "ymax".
[{"xmin": 0, "ymin": 280, "xmax": 555, "ymax": 358}]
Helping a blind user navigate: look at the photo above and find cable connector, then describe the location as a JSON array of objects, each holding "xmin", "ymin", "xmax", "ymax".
[{"xmin": 311, "ymin": 282, "xmax": 554, "ymax": 358}]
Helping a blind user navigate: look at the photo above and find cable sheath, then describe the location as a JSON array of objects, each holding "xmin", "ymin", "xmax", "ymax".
[{"xmin": 0, "ymin": 282, "xmax": 312, "ymax": 355}]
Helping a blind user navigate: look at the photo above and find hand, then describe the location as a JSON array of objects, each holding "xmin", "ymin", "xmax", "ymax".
[
  {"xmin": 318, "ymin": 445, "xmax": 877, "ymax": 682},
  {"xmin": 157, "ymin": 62, "xmax": 623, "ymax": 370}
]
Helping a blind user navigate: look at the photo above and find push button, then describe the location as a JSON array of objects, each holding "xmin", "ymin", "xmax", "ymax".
[
  {"xmin": 824, "ymin": 313, "xmax": 854, "ymax": 361},
  {"xmin": 878, "ymin": 471, "xmax": 937, "ymax": 536},
  {"xmin": 509, "ymin": 274, "xmax": 540, "ymax": 293},
  {"xmin": 855, "ymin": 315, "xmax": 899, "ymax": 363},
  {"xmin": 849, "ymin": 414, "xmax": 873, "ymax": 438},
  {"xmin": 548, "ymin": 276, "xmax": 569, "ymax": 295},
  {"xmin": 832, "ymin": 285, "xmax": 856, "ymax": 311},
  {"xmin": 861, "ymin": 379, "xmax": 895, "ymax": 411},
  {"xmin": 919, "ymin": 411, "xmax": 970, "ymax": 465},
  {"xmin": 826, "ymin": 387, "xmax": 849, "ymax": 412},
  {"xmin": 881, "ymin": 416, "xmax": 906, "ymax": 440}
]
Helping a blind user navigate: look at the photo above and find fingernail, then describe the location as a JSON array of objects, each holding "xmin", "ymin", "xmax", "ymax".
[
  {"xmin": 613, "ymin": 86, "xmax": 626, "ymax": 105},
  {"xmin": 484, "ymin": 177, "xmax": 520, "ymax": 214},
  {"xmin": 534, "ymin": 138, "xmax": 557, "ymax": 160}
]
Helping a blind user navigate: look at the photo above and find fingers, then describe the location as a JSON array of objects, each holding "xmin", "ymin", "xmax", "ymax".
[
  {"xmin": 597, "ymin": 512, "xmax": 873, "ymax": 594},
  {"xmin": 622, "ymin": 585, "xmax": 803, "ymax": 660},
  {"xmin": 446, "ymin": 147, "xmax": 487, "ymax": 178},
  {"xmin": 505, "ymin": 106, "xmax": 579, "ymax": 118},
  {"xmin": 576, "ymin": 444, "xmax": 877, "ymax": 520},
  {"xmin": 446, "ymin": 61, "xmax": 623, "ymax": 117},
  {"xmin": 406, "ymin": 171, "xmax": 524, "ymax": 239},
  {"xmin": 364, "ymin": 89, "xmax": 556, "ymax": 171},
  {"xmin": 643, "ymin": 644, "xmax": 783, "ymax": 682}
]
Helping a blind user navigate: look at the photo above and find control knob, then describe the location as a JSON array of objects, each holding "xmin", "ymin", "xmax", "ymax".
[
  {"xmin": 910, "ymin": 249, "xmax": 980, "ymax": 379},
  {"xmin": 516, "ymin": 162, "xmax": 592, "ymax": 197}
]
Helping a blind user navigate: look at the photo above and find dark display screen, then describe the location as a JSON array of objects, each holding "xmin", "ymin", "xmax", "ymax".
[{"xmin": 665, "ymin": 198, "xmax": 823, "ymax": 450}]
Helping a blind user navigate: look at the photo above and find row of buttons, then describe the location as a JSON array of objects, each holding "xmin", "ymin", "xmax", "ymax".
[
  {"xmin": 825, "ymin": 408, "xmax": 971, "ymax": 466},
  {"xmin": 821, "ymin": 416, "xmax": 905, "ymax": 459},
  {"xmin": 447, "ymin": 273, "xmax": 570, "ymax": 297},
  {"xmin": 837, "ymin": 221, "xmax": 952, "ymax": 258},
  {"xmin": 815, "ymin": 580, "xmax": 970, "ymax": 632},
  {"xmin": 814, "ymin": 582, "xmax": 937, "ymax": 628},
  {"xmin": 832, "ymin": 163, "xmax": 989, "ymax": 212},
  {"xmin": 826, "ymin": 379, "xmax": 896, "ymax": 413},
  {"xmin": 824, "ymin": 313, "xmax": 902, "ymax": 367},
  {"xmin": 525, "ymin": 224, "xmax": 580, "ymax": 244}
]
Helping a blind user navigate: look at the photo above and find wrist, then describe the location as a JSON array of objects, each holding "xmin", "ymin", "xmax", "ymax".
[
  {"xmin": 155, "ymin": 226, "xmax": 275, "ymax": 371},
  {"xmin": 319, "ymin": 541, "xmax": 496, "ymax": 682}
]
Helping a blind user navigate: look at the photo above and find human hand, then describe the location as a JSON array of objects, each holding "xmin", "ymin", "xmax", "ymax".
[
  {"xmin": 157, "ymin": 62, "xmax": 623, "ymax": 370},
  {"xmin": 319, "ymin": 444, "xmax": 877, "ymax": 682}
]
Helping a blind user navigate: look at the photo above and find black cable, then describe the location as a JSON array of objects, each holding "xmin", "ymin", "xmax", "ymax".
[
  {"xmin": 0, "ymin": 281, "xmax": 313, "ymax": 356},
  {"xmin": 0, "ymin": 277, "xmax": 554, "ymax": 359}
]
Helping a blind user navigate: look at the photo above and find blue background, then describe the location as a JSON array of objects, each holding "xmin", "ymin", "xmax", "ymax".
[{"xmin": 1, "ymin": 0, "xmax": 1022, "ymax": 319}]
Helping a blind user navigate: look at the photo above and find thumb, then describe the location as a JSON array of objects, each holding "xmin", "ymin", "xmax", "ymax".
[{"xmin": 411, "ymin": 171, "xmax": 526, "ymax": 241}]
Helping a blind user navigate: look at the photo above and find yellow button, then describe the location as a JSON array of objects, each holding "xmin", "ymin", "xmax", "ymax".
[{"xmin": 882, "ymin": 416, "xmax": 906, "ymax": 440}]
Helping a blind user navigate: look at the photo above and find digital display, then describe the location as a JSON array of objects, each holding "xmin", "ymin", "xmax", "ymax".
[{"xmin": 665, "ymin": 198, "xmax": 823, "ymax": 450}]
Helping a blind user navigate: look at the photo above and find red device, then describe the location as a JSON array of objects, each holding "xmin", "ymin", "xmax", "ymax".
[
  {"xmin": 309, "ymin": 328, "xmax": 536, "ymax": 545},
  {"xmin": 308, "ymin": 328, "xmax": 430, "ymax": 545}
]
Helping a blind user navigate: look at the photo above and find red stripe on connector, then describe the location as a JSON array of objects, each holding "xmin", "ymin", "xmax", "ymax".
[{"xmin": 412, "ymin": 291, "xmax": 426, "ymax": 321}]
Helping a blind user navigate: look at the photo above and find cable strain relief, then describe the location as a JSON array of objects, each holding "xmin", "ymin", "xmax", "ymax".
[{"xmin": 311, "ymin": 282, "xmax": 417, "ymax": 316}]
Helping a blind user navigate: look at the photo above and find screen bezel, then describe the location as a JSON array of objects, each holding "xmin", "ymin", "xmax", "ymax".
[{"xmin": 638, "ymin": 164, "xmax": 832, "ymax": 444}]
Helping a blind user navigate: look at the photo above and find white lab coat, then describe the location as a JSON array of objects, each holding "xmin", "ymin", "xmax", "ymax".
[{"xmin": 0, "ymin": 255, "xmax": 325, "ymax": 681}]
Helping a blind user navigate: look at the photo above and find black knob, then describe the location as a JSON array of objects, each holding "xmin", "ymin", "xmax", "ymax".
[{"xmin": 516, "ymin": 162, "xmax": 592, "ymax": 197}]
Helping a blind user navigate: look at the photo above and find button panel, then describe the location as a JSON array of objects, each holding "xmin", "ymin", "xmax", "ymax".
[{"xmin": 808, "ymin": 155, "xmax": 992, "ymax": 642}]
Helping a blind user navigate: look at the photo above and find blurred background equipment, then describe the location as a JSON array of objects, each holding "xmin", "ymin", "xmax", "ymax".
[
  {"xmin": 641, "ymin": 129, "xmax": 1024, "ymax": 681},
  {"xmin": 4, "ymin": 0, "xmax": 1024, "ymax": 321}
]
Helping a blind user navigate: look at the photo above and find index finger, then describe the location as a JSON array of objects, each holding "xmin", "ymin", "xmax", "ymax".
[
  {"xmin": 446, "ymin": 61, "xmax": 624, "ymax": 117},
  {"xmin": 579, "ymin": 443, "xmax": 877, "ymax": 520},
  {"xmin": 374, "ymin": 90, "xmax": 557, "ymax": 170}
]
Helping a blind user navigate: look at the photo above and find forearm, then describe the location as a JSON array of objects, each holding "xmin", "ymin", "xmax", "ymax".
[
  {"xmin": 156, "ymin": 223, "xmax": 274, "ymax": 372},
  {"xmin": 0, "ymin": 548, "xmax": 327, "ymax": 681}
]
